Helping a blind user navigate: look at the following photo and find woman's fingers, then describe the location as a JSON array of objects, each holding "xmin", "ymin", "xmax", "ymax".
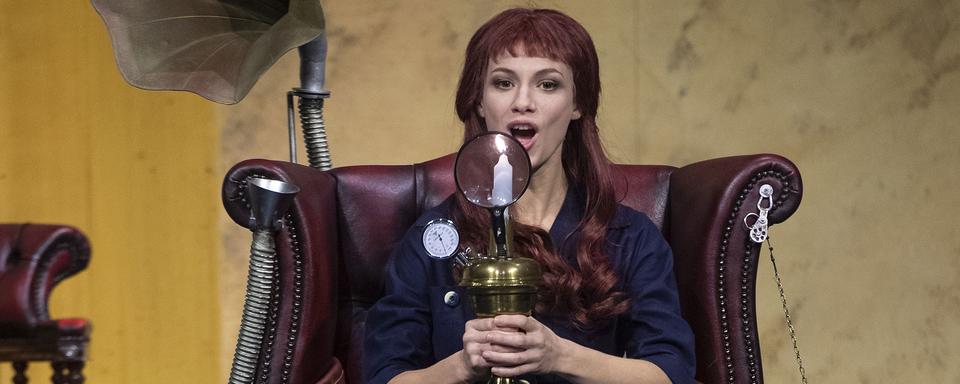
[
  {"xmin": 484, "ymin": 348, "xmax": 543, "ymax": 377},
  {"xmin": 465, "ymin": 317, "xmax": 497, "ymax": 331},
  {"xmin": 489, "ymin": 342, "xmax": 523, "ymax": 353},
  {"xmin": 485, "ymin": 329, "xmax": 531, "ymax": 348},
  {"xmin": 492, "ymin": 314, "xmax": 535, "ymax": 331},
  {"xmin": 482, "ymin": 349, "xmax": 541, "ymax": 367},
  {"xmin": 463, "ymin": 319, "xmax": 502, "ymax": 375},
  {"xmin": 462, "ymin": 316, "xmax": 565, "ymax": 379},
  {"xmin": 484, "ymin": 315, "xmax": 565, "ymax": 376},
  {"xmin": 491, "ymin": 363, "xmax": 539, "ymax": 378}
]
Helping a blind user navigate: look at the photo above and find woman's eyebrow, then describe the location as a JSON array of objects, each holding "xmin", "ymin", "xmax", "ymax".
[
  {"xmin": 535, "ymin": 68, "xmax": 564, "ymax": 78},
  {"xmin": 488, "ymin": 67, "xmax": 565, "ymax": 78}
]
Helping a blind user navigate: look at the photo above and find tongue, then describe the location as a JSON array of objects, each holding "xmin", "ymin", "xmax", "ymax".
[{"xmin": 511, "ymin": 131, "xmax": 535, "ymax": 150}]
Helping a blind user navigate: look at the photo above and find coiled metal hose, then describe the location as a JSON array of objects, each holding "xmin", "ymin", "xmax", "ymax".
[
  {"xmin": 298, "ymin": 97, "xmax": 332, "ymax": 171},
  {"xmin": 228, "ymin": 230, "xmax": 278, "ymax": 384}
]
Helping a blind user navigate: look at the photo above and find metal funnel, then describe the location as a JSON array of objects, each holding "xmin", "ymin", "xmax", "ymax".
[{"xmin": 247, "ymin": 178, "xmax": 300, "ymax": 230}]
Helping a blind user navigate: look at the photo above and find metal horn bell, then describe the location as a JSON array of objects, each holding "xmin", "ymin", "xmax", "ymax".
[{"xmin": 91, "ymin": 0, "xmax": 326, "ymax": 105}]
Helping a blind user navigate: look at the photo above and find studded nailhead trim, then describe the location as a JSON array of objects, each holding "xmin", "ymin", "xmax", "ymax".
[
  {"xmin": 280, "ymin": 214, "xmax": 305, "ymax": 384},
  {"xmin": 719, "ymin": 170, "xmax": 792, "ymax": 384}
]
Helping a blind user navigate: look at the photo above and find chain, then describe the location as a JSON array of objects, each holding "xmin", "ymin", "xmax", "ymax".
[{"xmin": 765, "ymin": 236, "xmax": 808, "ymax": 384}]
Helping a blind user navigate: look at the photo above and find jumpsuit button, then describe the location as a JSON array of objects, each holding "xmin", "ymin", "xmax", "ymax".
[{"xmin": 443, "ymin": 291, "xmax": 460, "ymax": 307}]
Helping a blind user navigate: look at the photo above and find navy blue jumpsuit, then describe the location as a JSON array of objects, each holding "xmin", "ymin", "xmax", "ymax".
[{"xmin": 363, "ymin": 188, "xmax": 696, "ymax": 383}]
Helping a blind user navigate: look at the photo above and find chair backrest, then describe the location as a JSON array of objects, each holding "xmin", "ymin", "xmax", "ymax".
[{"xmin": 222, "ymin": 153, "xmax": 802, "ymax": 384}]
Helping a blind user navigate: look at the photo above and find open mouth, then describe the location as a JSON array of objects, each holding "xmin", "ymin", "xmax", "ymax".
[{"xmin": 508, "ymin": 123, "xmax": 537, "ymax": 150}]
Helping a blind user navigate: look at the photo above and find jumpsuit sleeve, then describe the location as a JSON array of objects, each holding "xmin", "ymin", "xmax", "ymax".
[
  {"xmin": 620, "ymin": 215, "xmax": 697, "ymax": 384},
  {"xmin": 363, "ymin": 226, "xmax": 435, "ymax": 384}
]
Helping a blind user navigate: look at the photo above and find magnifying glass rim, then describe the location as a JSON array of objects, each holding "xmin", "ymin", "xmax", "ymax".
[{"xmin": 453, "ymin": 131, "xmax": 532, "ymax": 208}]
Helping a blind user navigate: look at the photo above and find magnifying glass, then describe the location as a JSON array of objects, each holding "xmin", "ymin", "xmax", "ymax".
[{"xmin": 454, "ymin": 132, "xmax": 531, "ymax": 257}]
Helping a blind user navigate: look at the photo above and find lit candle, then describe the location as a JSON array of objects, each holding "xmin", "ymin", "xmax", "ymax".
[{"xmin": 492, "ymin": 153, "xmax": 513, "ymax": 206}]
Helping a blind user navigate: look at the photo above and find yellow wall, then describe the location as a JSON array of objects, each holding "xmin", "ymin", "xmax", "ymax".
[{"xmin": 0, "ymin": 2, "xmax": 221, "ymax": 383}]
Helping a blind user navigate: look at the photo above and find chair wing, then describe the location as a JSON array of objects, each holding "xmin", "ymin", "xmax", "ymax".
[
  {"xmin": 0, "ymin": 223, "xmax": 92, "ymax": 382},
  {"xmin": 670, "ymin": 154, "xmax": 802, "ymax": 384},
  {"xmin": 223, "ymin": 160, "xmax": 341, "ymax": 384},
  {"xmin": 0, "ymin": 224, "xmax": 90, "ymax": 327}
]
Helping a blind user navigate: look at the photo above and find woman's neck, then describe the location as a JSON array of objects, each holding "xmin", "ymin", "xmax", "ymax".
[{"xmin": 513, "ymin": 153, "xmax": 567, "ymax": 231}]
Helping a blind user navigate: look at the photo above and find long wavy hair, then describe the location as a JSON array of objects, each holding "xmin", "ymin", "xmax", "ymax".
[{"xmin": 452, "ymin": 8, "xmax": 628, "ymax": 328}]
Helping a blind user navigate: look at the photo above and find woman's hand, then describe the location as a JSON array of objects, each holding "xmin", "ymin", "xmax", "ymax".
[
  {"xmin": 459, "ymin": 318, "xmax": 497, "ymax": 381},
  {"xmin": 460, "ymin": 317, "xmax": 533, "ymax": 381},
  {"xmin": 481, "ymin": 315, "xmax": 568, "ymax": 377}
]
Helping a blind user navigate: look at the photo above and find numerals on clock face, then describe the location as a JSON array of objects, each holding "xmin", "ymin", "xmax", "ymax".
[{"xmin": 422, "ymin": 219, "xmax": 460, "ymax": 259}]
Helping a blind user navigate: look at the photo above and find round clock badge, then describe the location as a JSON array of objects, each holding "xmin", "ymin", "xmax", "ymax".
[{"xmin": 422, "ymin": 219, "xmax": 460, "ymax": 259}]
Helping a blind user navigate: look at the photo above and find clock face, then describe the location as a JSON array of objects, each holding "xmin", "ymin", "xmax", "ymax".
[{"xmin": 422, "ymin": 219, "xmax": 460, "ymax": 259}]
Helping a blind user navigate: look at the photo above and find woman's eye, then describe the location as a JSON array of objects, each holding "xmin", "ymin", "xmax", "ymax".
[
  {"xmin": 539, "ymin": 80, "xmax": 559, "ymax": 91},
  {"xmin": 493, "ymin": 79, "xmax": 513, "ymax": 89}
]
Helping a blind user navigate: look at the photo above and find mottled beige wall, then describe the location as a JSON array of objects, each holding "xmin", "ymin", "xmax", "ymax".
[{"xmin": 221, "ymin": 1, "xmax": 960, "ymax": 383}]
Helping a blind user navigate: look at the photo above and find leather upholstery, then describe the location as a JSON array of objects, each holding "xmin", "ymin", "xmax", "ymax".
[
  {"xmin": 0, "ymin": 223, "xmax": 92, "ymax": 382},
  {"xmin": 0, "ymin": 224, "xmax": 90, "ymax": 330},
  {"xmin": 223, "ymin": 153, "xmax": 802, "ymax": 384}
]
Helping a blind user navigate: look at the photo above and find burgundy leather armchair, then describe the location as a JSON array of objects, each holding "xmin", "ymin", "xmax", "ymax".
[
  {"xmin": 0, "ymin": 224, "xmax": 91, "ymax": 383},
  {"xmin": 222, "ymin": 153, "xmax": 802, "ymax": 384}
]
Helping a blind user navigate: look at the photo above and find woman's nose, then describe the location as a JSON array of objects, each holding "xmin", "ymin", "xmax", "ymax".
[{"xmin": 511, "ymin": 86, "xmax": 535, "ymax": 113}]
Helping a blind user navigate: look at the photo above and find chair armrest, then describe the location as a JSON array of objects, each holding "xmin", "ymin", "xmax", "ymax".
[
  {"xmin": 668, "ymin": 154, "xmax": 802, "ymax": 384},
  {"xmin": 222, "ymin": 159, "xmax": 342, "ymax": 384},
  {"xmin": 0, "ymin": 224, "xmax": 90, "ymax": 327}
]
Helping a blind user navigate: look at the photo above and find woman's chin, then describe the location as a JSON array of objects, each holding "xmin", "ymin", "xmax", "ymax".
[{"xmin": 528, "ymin": 155, "xmax": 547, "ymax": 174}]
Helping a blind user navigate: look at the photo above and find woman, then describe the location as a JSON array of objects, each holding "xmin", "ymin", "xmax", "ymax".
[{"xmin": 364, "ymin": 8, "xmax": 695, "ymax": 384}]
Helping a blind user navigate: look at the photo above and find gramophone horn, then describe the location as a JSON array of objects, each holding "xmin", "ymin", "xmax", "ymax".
[{"xmin": 91, "ymin": 0, "xmax": 325, "ymax": 105}]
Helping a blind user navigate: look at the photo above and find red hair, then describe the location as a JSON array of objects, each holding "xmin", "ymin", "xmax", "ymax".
[{"xmin": 452, "ymin": 8, "xmax": 628, "ymax": 328}]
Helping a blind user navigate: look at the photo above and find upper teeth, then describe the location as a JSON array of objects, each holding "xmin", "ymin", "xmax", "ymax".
[{"xmin": 511, "ymin": 125, "xmax": 533, "ymax": 131}]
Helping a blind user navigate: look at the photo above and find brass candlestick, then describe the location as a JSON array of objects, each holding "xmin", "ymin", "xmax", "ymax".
[
  {"xmin": 454, "ymin": 132, "xmax": 540, "ymax": 384},
  {"xmin": 460, "ymin": 210, "xmax": 542, "ymax": 319}
]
